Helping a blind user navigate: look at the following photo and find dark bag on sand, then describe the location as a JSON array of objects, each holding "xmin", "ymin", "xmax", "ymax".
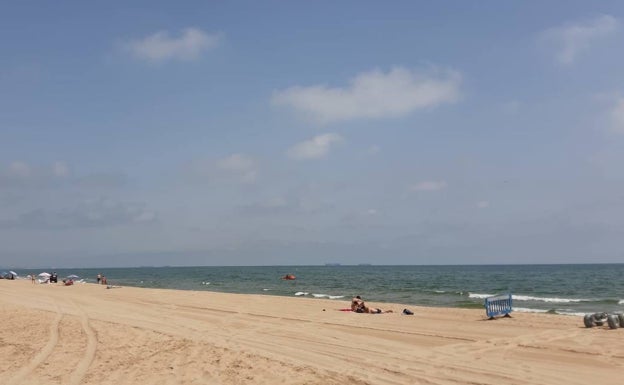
[{"xmin": 402, "ymin": 309, "xmax": 414, "ymax": 315}]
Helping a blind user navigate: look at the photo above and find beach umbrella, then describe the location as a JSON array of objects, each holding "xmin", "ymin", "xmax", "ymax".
[
  {"xmin": 9, "ymin": 271, "xmax": 17, "ymax": 276},
  {"xmin": 66, "ymin": 274, "xmax": 80, "ymax": 279},
  {"xmin": 38, "ymin": 272, "xmax": 51, "ymax": 277}
]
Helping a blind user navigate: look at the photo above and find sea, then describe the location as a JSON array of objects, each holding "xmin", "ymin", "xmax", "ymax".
[{"xmin": 5, "ymin": 264, "xmax": 624, "ymax": 316}]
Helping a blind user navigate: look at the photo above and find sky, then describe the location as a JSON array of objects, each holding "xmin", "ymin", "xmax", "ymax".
[{"xmin": 1, "ymin": 1, "xmax": 624, "ymax": 267}]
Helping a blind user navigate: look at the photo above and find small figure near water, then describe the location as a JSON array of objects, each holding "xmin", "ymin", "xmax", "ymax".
[{"xmin": 282, "ymin": 274, "xmax": 296, "ymax": 280}]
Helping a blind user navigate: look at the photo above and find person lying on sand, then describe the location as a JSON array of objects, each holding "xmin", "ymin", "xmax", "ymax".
[
  {"xmin": 360, "ymin": 305, "xmax": 393, "ymax": 314},
  {"xmin": 351, "ymin": 295, "xmax": 393, "ymax": 314},
  {"xmin": 351, "ymin": 296, "xmax": 364, "ymax": 312}
]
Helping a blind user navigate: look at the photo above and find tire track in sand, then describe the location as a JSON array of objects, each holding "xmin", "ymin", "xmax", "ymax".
[
  {"xmin": 67, "ymin": 299, "xmax": 98, "ymax": 385},
  {"xmin": 6, "ymin": 300, "xmax": 63, "ymax": 385}
]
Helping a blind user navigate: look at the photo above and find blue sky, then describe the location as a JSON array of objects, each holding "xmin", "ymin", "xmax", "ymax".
[{"xmin": 2, "ymin": 1, "xmax": 624, "ymax": 267}]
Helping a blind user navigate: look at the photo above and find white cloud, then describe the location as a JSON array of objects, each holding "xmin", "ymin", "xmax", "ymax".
[
  {"xmin": 7, "ymin": 161, "xmax": 31, "ymax": 178},
  {"xmin": 238, "ymin": 197, "xmax": 294, "ymax": 216},
  {"xmin": 0, "ymin": 197, "xmax": 157, "ymax": 229},
  {"xmin": 272, "ymin": 67, "xmax": 461, "ymax": 123},
  {"xmin": 341, "ymin": 208, "xmax": 380, "ymax": 224},
  {"xmin": 367, "ymin": 145, "xmax": 381, "ymax": 155},
  {"xmin": 183, "ymin": 154, "xmax": 258, "ymax": 184},
  {"xmin": 52, "ymin": 161, "xmax": 70, "ymax": 178},
  {"xmin": 502, "ymin": 101, "xmax": 520, "ymax": 114},
  {"xmin": 542, "ymin": 15, "xmax": 617, "ymax": 65},
  {"xmin": 366, "ymin": 209, "xmax": 378, "ymax": 216},
  {"xmin": 216, "ymin": 154, "xmax": 257, "ymax": 183},
  {"xmin": 1, "ymin": 161, "xmax": 74, "ymax": 189},
  {"xmin": 287, "ymin": 133, "xmax": 343, "ymax": 160},
  {"xmin": 124, "ymin": 28, "xmax": 222, "ymax": 62},
  {"xmin": 217, "ymin": 153, "xmax": 254, "ymax": 172},
  {"xmin": 76, "ymin": 173, "xmax": 127, "ymax": 189},
  {"xmin": 410, "ymin": 181, "xmax": 447, "ymax": 192},
  {"xmin": 477, "ymin": 201, "xmax": 490, "ymax": 209},
  {"xmin": 611, "ymin": 97, "xmax": 624, "ymax": 133}
]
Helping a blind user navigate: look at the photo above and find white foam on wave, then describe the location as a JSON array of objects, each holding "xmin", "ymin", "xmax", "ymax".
[
  {"xmin": 619, "ymin": 299, "xmax": 624, "ymax": 305},
  {"xmin": 262, "ymin": 288, "xmax": 270, "ymax": 291},
  {"xmin": 513, "ymin": 307, "xmax": 584, "ymax": 316},
  {"xmin": 468, "ymin": 293, "xmax": 495, "ymax": 299},
  {"xmin": 513, "ymin": 307, "xmax": 548, "ymax": 313},
  {"xmin": 310, "ymin": 293, "xmax": 345, "ymax": 299},
  {"xmin": 558, "ymin": 311, "xmax": 587, "ymax": 317},
  {"xmin": 469, "ymin": 292, "xmax": 590, "ymax": 303},
  {"xmin": 512, "ymin": 295, "xmax": 590, "ymax": 303},
  {"xmin": 294, "ymin": 291, "xmax": 308, "ymax": 296}
]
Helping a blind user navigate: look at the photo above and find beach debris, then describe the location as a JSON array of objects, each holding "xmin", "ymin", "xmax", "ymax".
[
  {"xmin": 402, "ymin": 309, "xmax": 414, "ymax": 315},
  {"xmin": 583, "ymin": 312, "xmax": 624, "ymax": 329}
]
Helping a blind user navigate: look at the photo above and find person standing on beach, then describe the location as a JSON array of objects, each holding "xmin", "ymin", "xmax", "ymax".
[
  {"xmin": 31, "ymin": 274, "xmax": 35, "ymax": 284},
  {"xmin": 97, "ymin": 273, "xmax": 101, "ymax": 284}
]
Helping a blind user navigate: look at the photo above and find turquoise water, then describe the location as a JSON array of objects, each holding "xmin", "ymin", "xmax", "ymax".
[{"xmin": 7, "ymin": 264, "xmax": 624, "ymax": 316}]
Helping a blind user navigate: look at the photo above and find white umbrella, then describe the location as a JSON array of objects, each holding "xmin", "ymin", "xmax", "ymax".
[
  {"xmin": 38, "ymin": 272, "xmax": 51, "ymax": 277},
  {"xmin": 9, "ymin": 271, "xmax": 17, "ymax": 276},
  {"xmin": 66, "ymin": 274, "xmax": 80, "ymax": 279}
]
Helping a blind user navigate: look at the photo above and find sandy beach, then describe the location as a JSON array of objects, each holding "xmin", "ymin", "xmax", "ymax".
[{"xmin": 1, "ymin": 279, "xmax": 622, "ymax": 385}]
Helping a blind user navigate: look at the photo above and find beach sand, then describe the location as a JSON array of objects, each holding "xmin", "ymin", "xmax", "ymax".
[{"xmin": 1, "ymin": 280, "xmax": 622, "ymax": 385}]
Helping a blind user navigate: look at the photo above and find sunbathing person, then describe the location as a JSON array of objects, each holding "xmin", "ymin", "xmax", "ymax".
[
  {"xmin": 351, "ymin": 295, "xmax": 393, "ymax": 313},
  {"xmin": 360, "ymin": 304, "xmax": 393, "ymax": 314},
  {"xmin": 351, "ymin": 296, "xmax": 364, "ymax": 312}
]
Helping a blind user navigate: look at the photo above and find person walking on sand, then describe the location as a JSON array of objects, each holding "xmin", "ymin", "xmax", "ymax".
[
  {"xmin": 31, "ymin": 274, "xmax": 35, "ymax": 284},
  {"xmin": 97, "ymin": 273, "xmax": 101, "ymax": 284}
]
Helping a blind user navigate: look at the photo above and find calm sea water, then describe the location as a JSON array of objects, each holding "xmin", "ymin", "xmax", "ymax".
[{"xmin": 7, "ymin": 264, "xmax": 624, "ymax": 316}]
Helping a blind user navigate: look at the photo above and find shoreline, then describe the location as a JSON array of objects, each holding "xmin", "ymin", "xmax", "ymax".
[
  {"xmin": 8, "ymin": 276, "xmax": 588, "ymax": 316},
  {"xmin": 1, "ymin": 279, "xmax": 622, "ymax": 384},
  {"xmin": 8, "ymin": 264, "xmax": 620, "ymax": 317}
]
